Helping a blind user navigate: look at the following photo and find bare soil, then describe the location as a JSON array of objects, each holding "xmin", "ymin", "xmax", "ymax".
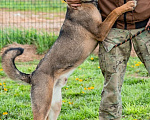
[
  {"xmin": 0, "ymin": 43, "xmax": 44, "ymax": 62},
  {"xmin": 0, "ymin": 10, "xmax": 65, "ymax": 34}
]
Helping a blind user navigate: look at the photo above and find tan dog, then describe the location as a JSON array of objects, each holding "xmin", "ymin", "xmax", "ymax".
[{"xmin": 2, "ymin": 1, "xmax": 136, "ymax": 120}]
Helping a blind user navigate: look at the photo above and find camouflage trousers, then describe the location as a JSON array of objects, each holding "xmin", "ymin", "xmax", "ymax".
[{"xmin": 98, "ymin": 28, "xmax": 150, "ymax": 120}]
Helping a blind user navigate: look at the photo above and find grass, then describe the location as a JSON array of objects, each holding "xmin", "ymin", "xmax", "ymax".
[
  {"xmin": 0, "ymin": 0, "xmax": 67, "ymax": 12},
  {"xmin": 0, "ymin": 55, "xmax": 149, "ymax": 120},
  {"xmin": 0, "ymin": 28, "xmax": 57, "ymax": 54},
  {"xmin": 0, "ymin": 1, "xmax": 149, "ymax": 119}
]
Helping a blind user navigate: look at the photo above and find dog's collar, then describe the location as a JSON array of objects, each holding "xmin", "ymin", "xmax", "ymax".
[
  {"xmin": 82, "ymin": 0, "xmax": 98, "ymax": 7},
  {"xmin": 81, "ymin": 0, "xmax": 98, "ymax": 3},
  {"xmin": 64, "ymin": 0, "xmax": 98, "ymax": 4},
  {"xmin": 64, "ymin": 0, "xmax": 98, "ymax": 7}
]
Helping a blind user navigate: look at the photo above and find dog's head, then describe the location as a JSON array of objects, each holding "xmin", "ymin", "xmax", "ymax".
[{"xmin": 65, "ymin": 0, "xmax": 102, "ymax": 33}]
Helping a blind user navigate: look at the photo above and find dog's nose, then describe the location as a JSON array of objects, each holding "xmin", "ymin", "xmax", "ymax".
[{"xmin": 65, "ymin": 78, "xmax": 68, "ymax": 81}]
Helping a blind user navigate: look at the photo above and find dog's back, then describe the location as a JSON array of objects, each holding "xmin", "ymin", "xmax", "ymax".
[{"xmin": 34, "ymin": 3, "xmax": 101, "ymax": 79}]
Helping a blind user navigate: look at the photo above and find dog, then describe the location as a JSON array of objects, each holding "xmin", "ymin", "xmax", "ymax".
[{"xmin": 2, "ymin": 1, "xmax": 136, "ymax": 120}]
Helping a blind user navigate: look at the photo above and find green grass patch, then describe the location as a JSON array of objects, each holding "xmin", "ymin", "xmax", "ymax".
[
  {"xmin": 0, "ymin": 28, "xmax": 57, "ymax": 54},
  {"xmin": 0, "ymin": 56, "xmax": 150, "ymax": 119}
]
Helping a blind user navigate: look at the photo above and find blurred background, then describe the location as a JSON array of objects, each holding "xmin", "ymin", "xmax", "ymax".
[{"xmin": 0, "ymin": 0, "xmax": 67, "ymax": 54}]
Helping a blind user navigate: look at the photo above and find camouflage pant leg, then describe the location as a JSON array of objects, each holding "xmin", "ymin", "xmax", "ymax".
[
  {"xmin": 131, "ymin": 28, "xmax": 150, "ymax": 75},
  {"xmin": 98, "ymin": 28, "xmax": 132, "ymax": 120}
]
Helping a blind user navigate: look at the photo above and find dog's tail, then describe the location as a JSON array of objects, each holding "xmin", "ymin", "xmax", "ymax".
[{"xmin": 2, "ymin": 48, "xmax": 31, "ymax": 84}]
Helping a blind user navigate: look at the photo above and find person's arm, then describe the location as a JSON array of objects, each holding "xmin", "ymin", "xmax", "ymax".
[{"xmin": 65, "ymin": 0, "xmax": 81, "ymax": 9}]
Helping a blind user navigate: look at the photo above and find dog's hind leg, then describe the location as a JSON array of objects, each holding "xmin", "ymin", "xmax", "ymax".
[
  {"xmin": 47, "ymin": 85, "xmax": 62, "ymax": 120},
  {"xmin": 47, "ymin": 77, "xmax": 68, "ymax": 120},
  {"xmin": 31, "ymin": 73, "xmax": 54, "ymax": 120}
]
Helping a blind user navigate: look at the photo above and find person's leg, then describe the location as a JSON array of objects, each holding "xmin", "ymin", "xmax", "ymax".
[
  {"xmin": 98, "ymin": 28, "xmax": 131, "ymax": 120},
  {"xmin": 131, "ymin": 28, "xmax": 150, "ymax": 75}
]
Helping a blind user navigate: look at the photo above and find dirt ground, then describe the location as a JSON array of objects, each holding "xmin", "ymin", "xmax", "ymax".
[
  {"xmin": 0, "ymin": 43, "xmax": 44, "ymax": 62},
  {"xmin": 0, "ymin": 9, "xmax": 66, "ymax": 34}
]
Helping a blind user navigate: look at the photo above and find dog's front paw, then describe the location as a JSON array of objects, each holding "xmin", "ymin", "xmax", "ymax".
[{"xmin": 125, "ymin": 0, "xmax": 137, "ymax": 11}]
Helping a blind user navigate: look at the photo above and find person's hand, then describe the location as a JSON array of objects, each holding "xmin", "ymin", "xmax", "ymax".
[
  {"xmin": 146, "ymin": 18, "xmax": 150, "ymax": 29},
  {"xmin": 66, "ymin": 0, "xmax": 81, "ymax": 9}
]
